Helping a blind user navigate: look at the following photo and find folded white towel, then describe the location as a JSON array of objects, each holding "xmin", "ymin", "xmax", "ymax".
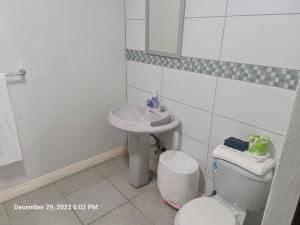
[
  {"xmin": 221, "ymin": 145, "xmax": 271, "ymax": 162},
  {"xmin": 0, "ymin": 73, "xmax": 22, "ymax": 166},
  {"xmin": 213, "ymin": 145, "xmax": 276, "ymax": 176}
]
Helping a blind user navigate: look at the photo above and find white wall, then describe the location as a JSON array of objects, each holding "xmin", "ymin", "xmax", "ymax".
[
  {"xmin": 125, "ymin": 1, "xmax": 299, "ymax": 223},
  {"xmin": 262, "ymin": 83, "xmax": 300, "ymax": 225},
  {"xmin": 262, "ymin": 87, "xmax": 300, "ymax": 225},
  {"xmin": 0, "ymin": 0, "xmax": 126, "ymax": 191}
]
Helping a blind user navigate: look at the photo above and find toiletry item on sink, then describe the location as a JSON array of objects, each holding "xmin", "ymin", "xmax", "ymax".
[
  {"xmin": 146, "ymin": 99, "xmax": 154, "ymax": 108},
  {"xmin": 151, "ymin": 94, "xmax": 160, "ymax": 109},
  {"xmin": 248, "ymin": 135, "xmax": 270, "ymax": 156},
  {"xmin": 223, "ymin": 137, "xmax": 249, "ymax": 151},
  {"xmin": 146, "ymin": 91, "xmax": 160, "ymax": 110}
]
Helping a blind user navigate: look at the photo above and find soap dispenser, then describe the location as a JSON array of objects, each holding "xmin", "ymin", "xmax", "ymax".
[
  {"xmin": 151, "ymin": 91, "xmax": 160, "ymax": 109},
  {"xmin": 146, "ymin": 90, "xmax": 160, "ymax": 112}
]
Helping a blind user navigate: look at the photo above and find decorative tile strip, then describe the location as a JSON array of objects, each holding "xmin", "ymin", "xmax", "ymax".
[{"xmin": 126, "ymin": 49, "xmax": 299, "ymax": 90}]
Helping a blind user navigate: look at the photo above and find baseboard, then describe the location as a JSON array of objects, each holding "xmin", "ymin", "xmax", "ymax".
[{"xmin": 0, "ymin": 145, "xmax": 127, "ymax": 203}]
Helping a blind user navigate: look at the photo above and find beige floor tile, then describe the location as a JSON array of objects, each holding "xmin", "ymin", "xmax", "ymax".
[
  {"xmin": 10, "ymin": 199, "xmax": 81, "ymax": 225},
  {"xmin": 0, "ymin": 203, "xmax": 10, "ymax": 225},
  {"xmin": 55, "ymin": 167, "xmax": 103, "ymax": 196},
  {"xmin": 94, "ymin": 155, "xmax": 129, "ymax": 177},
  {"xmin": 91, "ymin": 202, "xmax": 153, "ymax": 225},
  {"xmin": 107, "ymin": 170, "xmax": 157, "ymax": 199},
  {"xmin": 132, "ymin": 186, "xmax": 177, "ymax": 225},
  {"xmin": 4, "ymin": 184, "xmax": 62, "ymax": 219},
  {"xmin": 66, "ymin": 179, "xmax": 127, "ymax": 224}
]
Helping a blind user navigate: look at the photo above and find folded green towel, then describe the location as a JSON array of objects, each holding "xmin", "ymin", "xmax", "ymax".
[{"xmin": 248, "ymin": 135, "xmax": 269, "ymax": 156}]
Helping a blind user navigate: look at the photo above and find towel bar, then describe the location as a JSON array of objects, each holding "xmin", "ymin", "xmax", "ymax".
[{"xmin": 4, "ymin": 69, "xmax": 26, "ymax": 77}]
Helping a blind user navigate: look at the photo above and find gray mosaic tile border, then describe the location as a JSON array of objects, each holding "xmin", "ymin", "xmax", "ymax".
[{"xmin": 126, "ymin": 49, "xmax": 300, "ymax": 90}]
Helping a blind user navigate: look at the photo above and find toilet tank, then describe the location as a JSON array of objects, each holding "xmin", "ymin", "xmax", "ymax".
[{"xmin": 212, "ymin": 159, "xmax": 273, "ymax": 211}]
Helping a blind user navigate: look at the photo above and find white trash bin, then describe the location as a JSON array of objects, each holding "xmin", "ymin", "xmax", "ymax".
[{"xmin": 157, "ymin": 150, "xmax": 200, "ymax": 209}]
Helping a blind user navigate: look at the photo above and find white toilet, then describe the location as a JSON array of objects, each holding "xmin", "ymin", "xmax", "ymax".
[{"xmin": 174, "ymin": 148, "xmax": 274, "ymax": 225}]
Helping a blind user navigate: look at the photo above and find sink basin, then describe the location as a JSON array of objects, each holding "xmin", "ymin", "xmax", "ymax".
[
  {"xmin": 108, "ymin": 104, "xmax": 180, "ymax": 134},
  {"xmin": 108, "ymin": 104, "xmax": 180, "ymax": 188}
]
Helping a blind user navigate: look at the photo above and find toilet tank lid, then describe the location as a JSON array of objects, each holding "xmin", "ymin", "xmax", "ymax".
[
  {"xmin": 159, "ymin": 150, "xmax": 199, "ymax": 174},
  {"xmin": 213, "ymin": 145, "xmax": 276, "ymax": 176}
]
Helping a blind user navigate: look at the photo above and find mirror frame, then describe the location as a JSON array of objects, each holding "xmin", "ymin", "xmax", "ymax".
[{"xmin": 145, "ymin": 0, "xmax": 186, "ymax": 59}]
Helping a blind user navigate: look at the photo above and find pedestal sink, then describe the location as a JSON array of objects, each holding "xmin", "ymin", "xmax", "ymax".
[{"xmin": 108, "ymin": 104, "xmax": 180, "ymax": 187}]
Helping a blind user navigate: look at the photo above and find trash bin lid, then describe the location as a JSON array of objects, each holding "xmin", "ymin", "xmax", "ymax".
[{"xmin": 159, "ymin": 150, "xmax": 199, "ymax": 174}]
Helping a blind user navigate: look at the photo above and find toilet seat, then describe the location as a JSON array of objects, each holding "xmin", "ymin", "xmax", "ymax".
[{"xmin": 175, "ymin": 197, "xmax": 236, "ymax": 225}]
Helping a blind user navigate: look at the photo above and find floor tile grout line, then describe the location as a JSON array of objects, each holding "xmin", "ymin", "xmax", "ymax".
[
  {"xmin": 3, "ymin": 202, "xmax": 11, "ymax": 223},
  {"xmin": 62, "ymin": 176, "xmax": 112, "ymax": 198},
  {"xmin": 86, "ymin": 201, "xmax": 129, "ymax": 225},
  {"xmin": 4, "ymin": 156, "xmax": 123, "ymax": 210},
  {"xmin": 54, "ymin": 182, "xmax": 65, "ymax": 197},
  {"xmin": 105, "ymin": 163, "xmax": 158, "ymax": 202},
  {"xmin": 61, "ymin": 184, "xmax": 130, "ymax": 225},
  {"xmin": 125, "ymin": 179, "xmax": 157, "ymax": 201},
  {"xmin": 130, "ymin": 199, "xmax": 157, "ymax": 225},
  {"xmin": 57, "ymin": 156, "xmax": 128, "ymax": 198},
  {"xmin": 3, "ymin": 155, "xmax": 153, "ymax": 225},
  {"xmin": 106, "ymin": 176, "xmax": 131, "ymax": 201},
  {"xmin": 53, "ymin": 175, "xmax": 104, "ymax": 200},
  {"xmin": 3, "ymin": 184, "xmax": 63, "ymax": 222},
  {"xmin": 61, "ymin": 194, "xmax": 87, "ymax": 225},
  {"xmin": 130, "ymin": 183, "xmax": 177, "ymax": 225}
]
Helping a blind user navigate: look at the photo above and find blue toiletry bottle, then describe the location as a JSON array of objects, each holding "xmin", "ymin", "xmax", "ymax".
[{"xmin": 152, "ymin": 91, "xmax": 160, "ymax": 109}]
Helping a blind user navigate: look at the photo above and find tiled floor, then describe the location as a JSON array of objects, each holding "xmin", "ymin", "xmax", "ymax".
[{"xmin": 0, "ymin": 155, "xmax": 177, "ymax": 225}]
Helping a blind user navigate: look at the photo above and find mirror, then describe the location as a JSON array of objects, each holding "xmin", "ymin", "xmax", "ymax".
[{"xmin": 146, "ymin": 0, "xmax": 186, "ymax": 59}]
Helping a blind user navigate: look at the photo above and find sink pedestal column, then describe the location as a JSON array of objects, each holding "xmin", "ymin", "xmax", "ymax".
[{"xmin": 128, "ymin": 134, "xmax": 150, "ymax": 188}]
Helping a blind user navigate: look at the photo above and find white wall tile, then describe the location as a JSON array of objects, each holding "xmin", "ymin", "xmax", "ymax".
[
  {"xmin": 125, "ymin": 0, "xmax": 146, "ymax": 19},
  {"xmin": 185, "ymin": 0, "xmax": 227, "ymax": 17},
  {"xmin": 163, "ymin": 98, "xmax": 212, "ymax": 144},
  {"xmin": 182, "ymin": 17, "xmax": 224, "ymax": 60},
  {"xmin": 127, "ymin": 86, "xmax": 152, "ymax": 106},
  {"xmin": 210, "ymin": 114, "xmax": 285, "ymax": 159},
  {"xmin": 180, "ymin": 135, "xmax": 208, "ymax": 174},
  {"xmin": 227, "ymin": 0, "xmax": 300, "ymax": 16},
  {"xmin": 126, "ymin": 20, "xmax": 145, "ymax": 51},
  {"xmin": 221, "ymin": 15, "xmax": 300, "ymax": 70},
  {"xmin": 214, "ymin": 78, "xmax": 295, "ymax": 135},
  {"xmin": 127, "ymin": 61, "xmax": 162, "ymax": 94},
  {"xmin": 160, "ymin": 131, "xmax": 209, "ymax": 175},
  {"xmin": 163, "ymin": 68, "xmax": 217, "ymax": 111}
]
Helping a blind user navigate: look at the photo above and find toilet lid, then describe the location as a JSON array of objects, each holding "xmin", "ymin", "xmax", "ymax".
[{"xmin": 176, "ymin": 197, "xmax": 236, "ymax": 225}]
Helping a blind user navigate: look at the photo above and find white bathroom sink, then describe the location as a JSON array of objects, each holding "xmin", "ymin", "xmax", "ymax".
[{"xmin": 108, "ymin": 104, "xmax": 180, "ymax": 134}]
